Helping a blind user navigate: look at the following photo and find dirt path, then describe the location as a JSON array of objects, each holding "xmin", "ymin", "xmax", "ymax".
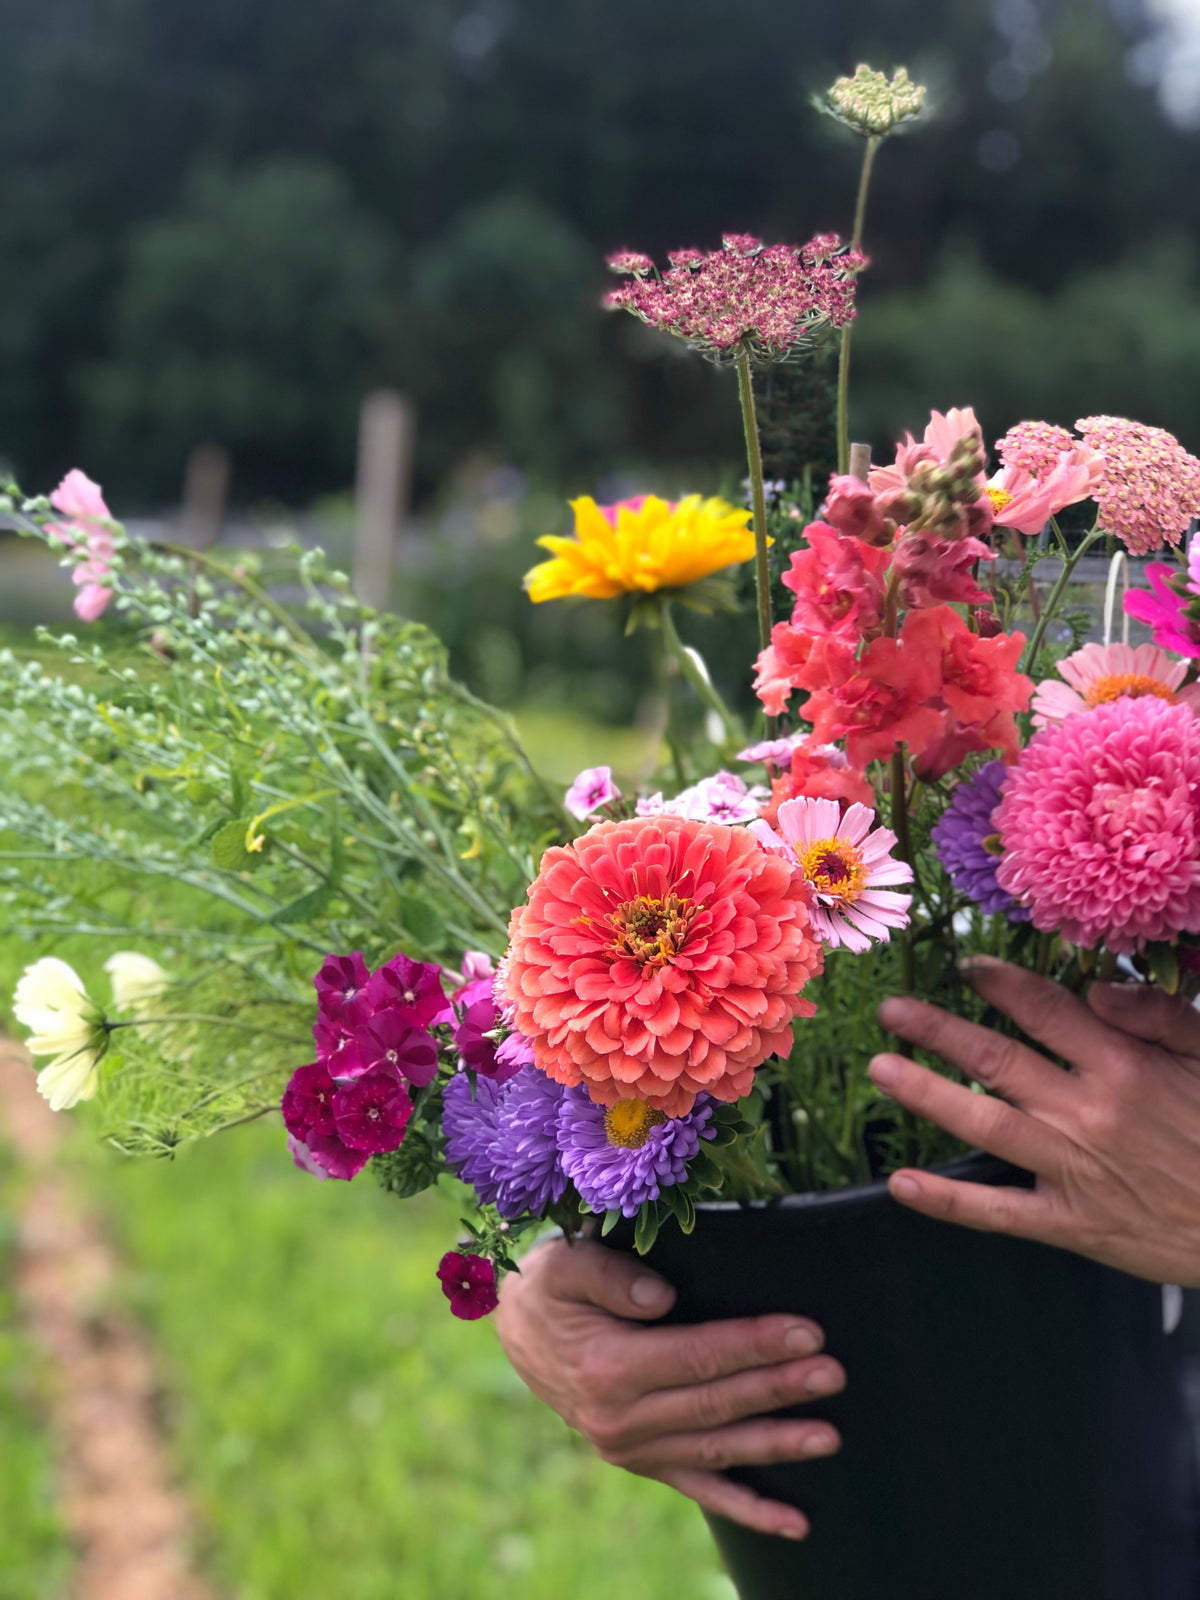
[{"xmin": 0, "ymin": 1043, "xmax": 218, "ymax": 1600}]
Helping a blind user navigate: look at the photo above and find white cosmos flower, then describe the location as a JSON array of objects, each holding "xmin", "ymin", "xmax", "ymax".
[
  {"xmin": 12, "ymin": 956, "xmax": 103, "ymax": 1110},
  {"xmin": 104, "ymin": 951, "xmax": 169, "ymax": 1013}
]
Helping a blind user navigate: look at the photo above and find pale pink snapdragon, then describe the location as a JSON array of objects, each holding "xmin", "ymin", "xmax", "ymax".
[{"xmin": 49, "ymin": 469, "xmax": 116, "ymax": 622}]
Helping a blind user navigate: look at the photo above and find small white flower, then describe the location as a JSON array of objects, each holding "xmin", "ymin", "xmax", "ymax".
[
  {"xmin": 13, "ymin": 956, "xmax": 103, "ymax": 1110},
  {"xmin": 104, "ymin": 950, "xmax": 169, "ymax": 1013}
]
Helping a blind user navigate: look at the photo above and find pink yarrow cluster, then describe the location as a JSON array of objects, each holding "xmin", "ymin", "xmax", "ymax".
[
  {"xmin": 604, "ymin": 232, "xmax": 865, "ymax": 364},
  {"xmin": 50, "ymin": 470, "xmax": 117, "ymax": 622},
  {"xmin": 1077, "ymin": 416, "xmax": 1200, "ymax": 556}
]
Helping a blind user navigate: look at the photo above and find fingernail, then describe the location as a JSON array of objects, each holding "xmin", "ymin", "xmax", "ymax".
[
  {"xmin": 778, "ymin": 1520, "xmax": 809, "ymax": 1541},
  {"xmin": 869, "ymin": 1054, "xmax": 900, "ymax": 1087},
  {"xmin": 959, "ymin": 954, "xmax": 1003, "ymax": 973},
  {"xmin": 630, "ymin": 1274, "xmax": 671, "ymax": 1310},
  {"xmin": 891, "ymin": 1174, "xmax": 921, "ymax": 1200},
  {"xmin": 802, "ymin": 1429, "xmax": 839, "ymax": 1456},
  {"xmin": 804, "ymin": 1364, "xmax": 841, "ymax": 1398},
  {"xmin": 1091, "ymin": 981, "xmax": 1144, "ymax": 1007},
  {"xmin": 785, "ymin": 1323, "xmax": 819, "ymax": 1356}
]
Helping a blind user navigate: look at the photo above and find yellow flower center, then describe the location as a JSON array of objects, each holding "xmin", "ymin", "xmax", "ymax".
[
  {"xmin": 1083, "ymin": 672, "xmax": 1175, "ymax": 707},
  {"xmin": 981, "ymin": 832, "xmax": 1005, "ymax": 858},
  {"xmin": 795, "ymin": 837, "xmax": 866, "ymax": 904},
  {"xmin": 986, "ymin": 487, "xmax": 1013, "ymax": 512},
  {"xmin": 604, "ymin": 1099, "xmax": 668, "ymax": 1149},
  {"xmin": 608, "ymin": 893, "xmax": 694, "ymax": 968}
]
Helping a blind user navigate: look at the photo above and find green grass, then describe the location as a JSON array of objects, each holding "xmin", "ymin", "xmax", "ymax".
[
  {"xmin": 0, "ymin": 1149, "xmax": 72, "ymax": 1600},
  {"xmin": 92, "ymin": 1123, "xmax": 731, "ymax": 1600}
]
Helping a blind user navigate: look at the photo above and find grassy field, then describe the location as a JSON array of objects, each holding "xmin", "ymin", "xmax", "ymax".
[{"xmin": 91, "ymin": 1122, "xmax": 730, "ymax": 1600}]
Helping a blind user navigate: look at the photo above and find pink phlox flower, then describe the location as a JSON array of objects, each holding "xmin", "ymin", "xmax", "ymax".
[
  {"xmin": 1032, "ymin": 641, "xmax": 1200, "ymax": 727},
  {"xmin": 564, "ymin": 765, "xmax": 622, "ymax": 821},
  {"xmin": 314, "ymin": 952, "xmax": 374, "ymax": 1027},
  {"xmin": 995, "ymin": 695, "xmax": 1200, "ymax": 952},
  {"xmin": 331, "ymin": 1065, "xmax": 413, "ymax": 1153},
  {"xmin": 635, "ymin": 792, "xmax": 666, "ymax": 816},
  {"xmin": 353, "ymin": 1008, "xmax": 439, "ymax": 1087},
  {"xmin": 437, "ymin": 1251, "xmax": 499, "ymax": 1320},
  {"xmin": 1125, "ymin": 560, "xmax": 1200, "ymax": 660},
  {"xmin": 313, "ymin": 1017, "xmax": 367, "ymax": 1080},
  {"xmin": 453, "ymin": 951, "xmax": 496, "ymax": 988},
  {"xmin": 1077, "ymin": 414, "xmax": 1200, "ymax": 556},
  {"xmin": 749, "ymin": 796, "xmax": 912, "ymax": 953},
  {"xmin": 737, "ymin": 731, "xmax": 812, "ymax": 773},
  {"xmin": 782, "ymin": 521, "xmax": 889, "ymax": 639},
  {"xmin": 282, "ymin": 1061, "xmax": 338, "ymax": 1141},
  {"xmin": 453, "ymin": 976, "xmax": 522, "ymax": 1082},
  {"xmin": 647, "ymin": 771, "xmax": 767, "ymax": 824},
  {"xmin": 366, "ymin": 953, "xmax": 452, "ymax": 1028}
]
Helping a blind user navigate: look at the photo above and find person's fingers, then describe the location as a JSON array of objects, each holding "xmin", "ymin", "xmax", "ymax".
[
  {"xmin": 636, "ymin": 1417, "xmax": 840, "ymax": 1474},
  {"xmin": 885, "ymin": 1167, "xmax": 1061, "ymax": 1243},
  {"xmin": 877, "ymin": 993, "xmax": 1079, "ymax": 1113},
  {"xmin": 1088, "ymin": 981, "xmax": 1200, "ymax": 1066},
  {"xmin": 956, "ymin": 956, "xmax": 1119, "ymax": 1074},
  {"xmin": 655, "ymin": 1469, "xmax": 811, "ymax": 1540},
  {"xmin": 530, "ymin": 1237, "xmax": 678, "ymax": 1320},
  {"xmin": 869, "ymin": 1053, "xmax": 1069, "ymax": 1176},
  {"xmin": 627, "ymin": 1352, "xmax": 845, "ymax": 1441},
  {"xmin": 617, "ymin": 1311, "xmax": 827, "ymax": 1396}
]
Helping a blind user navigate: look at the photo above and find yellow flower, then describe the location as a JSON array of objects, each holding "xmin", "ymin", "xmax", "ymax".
[{"xmin": 524, "ymin": 494, "xmax": 756, "ymax": 603}]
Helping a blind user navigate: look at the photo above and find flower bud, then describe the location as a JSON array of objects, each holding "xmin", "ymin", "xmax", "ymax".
[{"xmin": 823, "ymin": 65, "xmax": 927, "ymax": 139}]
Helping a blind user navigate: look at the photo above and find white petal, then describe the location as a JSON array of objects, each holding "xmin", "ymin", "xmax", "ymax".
[
  {"xmin": 13, "ymin": 957, "xmax": 88, "ymax": 1027},
  {"xmin": 105, "ymin": 951, "xmax": 169, "ymax": 1011},
  {"xmin": 36, "ymin": 1048, "xmax": 100, "ymax": 1111}
]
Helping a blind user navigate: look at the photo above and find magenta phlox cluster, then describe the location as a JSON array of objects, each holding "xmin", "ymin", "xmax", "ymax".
[
  {"xmin": 604, "ymin": 232, "xmax": 865, "ymax": 365},
  {"xmin": 995, "ymin": 697, "xmax": 1200, "ymax": 951},
  {"xmin": 437, "ymin": 1251, "xmax": 499, "ymax": 1320}
]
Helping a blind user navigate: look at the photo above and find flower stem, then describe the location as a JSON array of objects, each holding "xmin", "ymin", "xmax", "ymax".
[
  {"xmin": 735, "ymin": 344, "xmax": 773, "ymax": 660},
  {"xmin": 889, "ymin": 748, "xmax": 916, "ymax": 993},
  {"xmin": 836, "ymin": 136, "xmax": 879, "ymax": 475},
  {"xmin": 660, "ymin": 603, "xmax": 747, "ymax": 748},
  {"xmin": 1019, "ymin": 522, "xmax": 1105, "ymax": 674}
]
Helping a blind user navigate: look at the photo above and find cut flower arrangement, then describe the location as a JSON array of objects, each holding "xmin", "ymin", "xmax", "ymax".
[{"xmin": 6, "ymin": 64, "xmax": 1200, "ymax": 1325}]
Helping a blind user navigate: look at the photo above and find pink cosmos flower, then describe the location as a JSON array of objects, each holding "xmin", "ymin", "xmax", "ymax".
[
  {"xmin": 781, "ymin": 522, "xmax": 889, "ymax": 639},
  {"xmin": 437, "ymin": 1251, "xmax": 499, "ymax": 1320},
  {"xmin": 986, "ymin": 448, "xmax": 1103, "ymax": 535},
  {"xmin": 995, "ymin": 696, "xmax": 1200, "ymax": 952},
  {"xmin": 749, "ymin": 797, "xmax": 912, "ymax": 953},
  {"xmin": 565, "ymin": 765, "xmax": 622, "ymax": 821},
  {"xmin": 1032, "ymin": 642, "xmax": 1200, "ymax": 727},
  {"xmin": 49, "ymin": 469, "xmax": 118, "ymax": 621},
  {"xmin": 1125, "ymin": 543, "xmax": 1200, "ymax": 659}
]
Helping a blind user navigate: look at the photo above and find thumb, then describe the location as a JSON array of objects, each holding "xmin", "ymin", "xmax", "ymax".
[
  {"xmin": 1088, "ymin": 981, "xmax": 1200, "ymax": 1062},
  {"xmin": 546, "ymin": 1237, "xmax": 677, "ymax": 1321}
]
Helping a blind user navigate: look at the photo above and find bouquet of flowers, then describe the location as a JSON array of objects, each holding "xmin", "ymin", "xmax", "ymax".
[{"xmin": 6, "ymin": 63, "xmax": 1200, "ymax": 1323}]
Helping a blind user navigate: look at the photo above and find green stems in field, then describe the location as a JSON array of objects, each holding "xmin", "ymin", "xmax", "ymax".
[
  {"xmin": 1019, "ymin": 522, "xmax": 1105, "ymax": 674},
  {"xmin": 659, "ymin": 603, "xmax": 747, "ymax": 749},
  {"xmin": 836, "ymin": 135, "xmax": 879, "ymax": 476},
  {"xmin": 888, "ymin": 748, "xmax": 916, "ymax": 993},
  {"xmin": 735, "ymin": 344, "xmax": 773, "ymax": 659}
]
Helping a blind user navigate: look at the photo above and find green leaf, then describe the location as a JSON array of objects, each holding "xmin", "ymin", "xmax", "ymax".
[
  {"xmin": 600, "ymin": 1209, "xmax": 621, "ymax": 1237},
  {"xmin": 211, "ymin": 818, "xmax": 258, "ymax": 870},
  {"xmin": 270, "ymin": 882, "xmax": 335, "ymax": 926},
  {"xmin": 633, "ymin": 1200, "xmax": 660, "ymax": 1256},
  {"xmin": 370, "ymin": 1130, "xmax": 443, "ymax": 1199},
  {"xmin": 398, "ymin": 890, "xmax": 446, "ymax": 952},
  {"xmin": 676, "ymin": 1189, "xmax": 696, "ymax": 1235},
  {"xmin": 686, "ymin": 1146, "xmax": 724, "ymax": 1190},
  {"xmin": 1145, "ymin": 942, "xmax": 1180, "ymax": 996}
]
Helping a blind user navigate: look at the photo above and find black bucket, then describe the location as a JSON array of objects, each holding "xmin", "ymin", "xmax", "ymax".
[{"xmin": 602, "ymin": 1154, "xmax": 1199, "ymax": 1600}]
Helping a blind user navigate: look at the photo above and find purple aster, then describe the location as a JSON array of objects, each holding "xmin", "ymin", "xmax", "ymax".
[
  {"xmin": 494, "ymin": 1030, "xmax": 535, "ymax": 1074},
  {"xmin": 931, "ymin": 761, "xmax": 1031, "ymax": 921},
  {"xmin": 452, "ymin": 978, "xmax": 522, "ymax": 1083},
  {"xmin": 314, "ymin": 952, "xmax": 373, "ymax": 1026},
  {"xmin": 443, "ymin": 1067, "xmax": 567, "ymax": 1218},
  {"xmin": 366, "ymin": 952, "xmax": 452, "ymax": 1028},
  {"xmin": 557, "ymin": 1087, "xmax": 715, "ymax": 1217},
  {"xmin": 281, "ymin": 1061, "xmax": 337, "ymax": 1141},
  {"xmin": 331, "ymin": 1065, "xmax": 412, "ymax": 1153},
  {"xmin": 353, "ymin": 1008, "xmax": 439, "ymax": 1086}
]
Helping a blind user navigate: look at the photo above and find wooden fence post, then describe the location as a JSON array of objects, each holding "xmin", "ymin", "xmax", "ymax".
[
  {"xmin": 353, "ymin": 391, "xmax": 414, "ymax": 612},
  {"xmin": 178, "ymin": 443, "xmax": 230, "ymax": 550}
]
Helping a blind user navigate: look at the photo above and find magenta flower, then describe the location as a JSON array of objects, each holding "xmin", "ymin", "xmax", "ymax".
[
  {"xmin": 305, "ymin": 1131, "xmax": 371, "ymax": 1181},
  {"xmin": 281, "ymin": 1061, "xmax": 338, "ymax": 1141},
  {"xmin": 331, "ymin": 1066, "xmax": 412, "ymax": 1152},
  {"xmin": 314, "ymin": 952, "xmax": 373, "ymax": 1026},
  {"xmin": 453, "ymin": 977, "xmax": 522, "ymax": 1082},
  {"xmin": 1125, "ymin": 555, "xmax": 1200, "ymax": 660},
  {"xmin": 995, "ymin": 696, "xmax": 1200, "ymax": 952},
  {"xmin": 564, "ymin": 765, "xmax": 622, "ymax": 821},
  {"xmin": 437, "ymin": 1251, "xmax": 499, "ymax": 1320},
  {"xmin": 287, "ymin": 1132, "xmax": 329, "ymax": 1181},
  {"xmin": 353, "ymin": 1009, "xmax": 439, "ymax": 1087},
  {"xmin": 781, "ymin": 522, "xmax": 890, "ymax": 640},
  {"xmin": 366, "ymin": 953, "xmax": 452, "ymax": 1028}
]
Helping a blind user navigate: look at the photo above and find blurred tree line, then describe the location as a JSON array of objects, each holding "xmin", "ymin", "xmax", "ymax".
[{"xmin": 2, "ymin": 0, "xmax": 1199, "ymax": 510}]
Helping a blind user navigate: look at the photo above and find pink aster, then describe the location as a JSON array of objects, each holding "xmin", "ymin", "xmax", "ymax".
[
  {"xmin": 995, "ymin": 695, "xmax": 1200, "ymax": 952},
  {"xmin": 749, "ymin": 797, "xmax": 912, "ymax": 954},
  {"xmin": 1032, "ymin": 642, "xmax": 1200, "ymax": 727},
  {"xmin": 1076, "ymin": 415, "xmax": 1200, "ymax": 556},
  {"xmin": 437, "ymin": 1251, "xmax": 499, "ymax": 1320},
  {"xmin": 564, "ymin": 765, "xmax": 622, "ymax": 821}
]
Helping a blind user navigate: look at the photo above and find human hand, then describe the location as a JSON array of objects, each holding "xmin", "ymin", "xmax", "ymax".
[
  {"xmin": 495, "ymin": 1236, "xmax": 843, "ymax": 1538},
  {"xmin": 869, "ymin": 956, "xmax": 1200, "ymax": 1285}
]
